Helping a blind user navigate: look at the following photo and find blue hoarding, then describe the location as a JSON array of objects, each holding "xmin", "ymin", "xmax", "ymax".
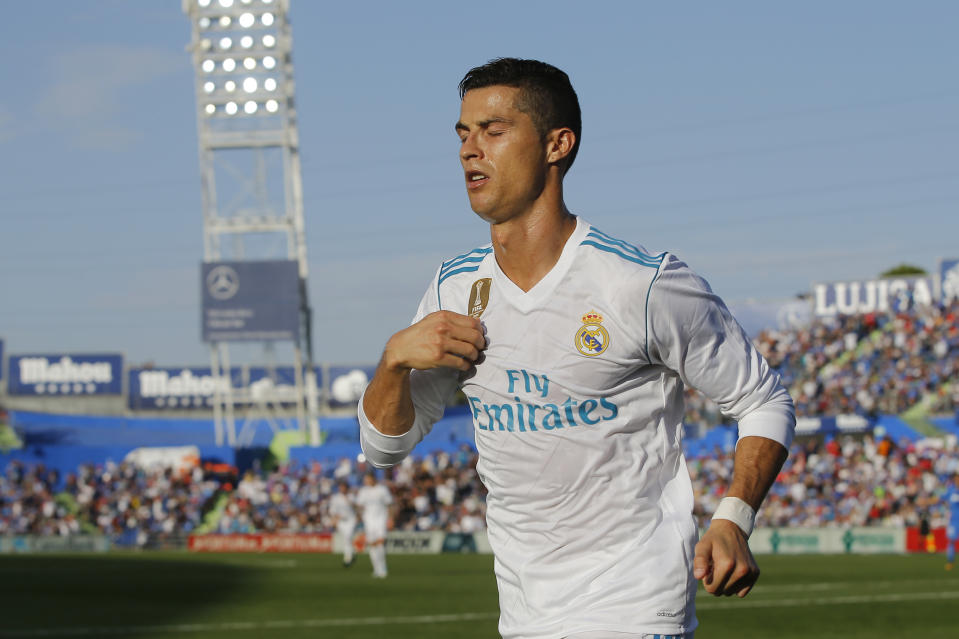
[
  {"xmin": 128, "ymin": 365, "xmax": 322, "ymax": 410},
  {"xmin": 129, "ymin": 367, "xmax": 231, "ymax": 410},
  {"xmin": 8, "ymin": 354, "xmax": 123, "ymax": 396},
  {"xmin": 201, "ymin": 260, "xmax": 301, "ymax": 342}
]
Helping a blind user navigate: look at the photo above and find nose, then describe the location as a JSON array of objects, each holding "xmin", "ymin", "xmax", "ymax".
[{"xmin": 460, "ymin": 132, "xmax": 481, "ymax": 162}]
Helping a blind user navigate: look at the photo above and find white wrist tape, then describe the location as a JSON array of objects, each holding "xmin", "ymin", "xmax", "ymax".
[{"xmin": 712, "ymin": 497, "xmax": 756, "ymax": 537}]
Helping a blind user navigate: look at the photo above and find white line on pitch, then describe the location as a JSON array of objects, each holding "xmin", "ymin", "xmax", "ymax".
[
  {"xmin": 4, "ymin": 591, "xmax": 959, "ymax": 637},
  {"xmin": 698, "ymin": 589, "xmax": 959, "ymax": 610},
  {"xmin": 756, "ymin": 577, "xmax": 958, "ymax": 593},
  {"xmin": 0, "ymin": 612, "xmax": 499, "ymax": 637}
]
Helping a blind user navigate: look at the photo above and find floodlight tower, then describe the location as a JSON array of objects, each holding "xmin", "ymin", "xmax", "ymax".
[{"xmin": 183, "ymin": 0, "xmax": 320, "ymax": 446}]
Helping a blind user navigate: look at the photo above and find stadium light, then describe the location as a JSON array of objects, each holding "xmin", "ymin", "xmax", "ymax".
[
  {"xmin": 186, "ymin": 0, "xmax": 290, "ymax": 120},
  {"xmin": 184, "ymin": 0, "xmax": 319, "ymax": 447}
]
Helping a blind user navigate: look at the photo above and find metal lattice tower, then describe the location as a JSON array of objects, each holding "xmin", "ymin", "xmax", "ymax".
[{"xmin": 183, "ymin": 0, "xmax": 319, "ymax": 446}]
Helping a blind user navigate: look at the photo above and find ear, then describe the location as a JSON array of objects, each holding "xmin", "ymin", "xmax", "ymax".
[{"xmin": 545, "ymin": 127, "xmax": 576, "ymax": 167}]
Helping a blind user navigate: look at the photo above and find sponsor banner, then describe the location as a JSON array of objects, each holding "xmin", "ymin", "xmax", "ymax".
[
  {"xmin": 750, "ymin": 528, "xmax": 825, "ymax": 554},
  {"xmin": 202, "ymin": 260, "xmax": 301, "ymax": 342},
  {"xmin": 7, "ymin": 353, "xmax": 123, "ymax": 396},
  {"xmin": 750, "ymin": 527, "xmax": 905, "ymax": 554},
  {"xmin": 125, "ymin": 446, "xmax": 201, "ymax": 473},
  {"xmin": 0, "ymin": 536, "xmax": 111, "ymax": 553},
  {"xmin": 940, "ymin": 258, "xmax": 959, "ymax": 303},
  {"xmin": 812, "ymin": 276, "xmax": 935, "ymax": 318},
  {"xmin": 329, "ymin": 531, "xmax": 446, "ymax": 554},
  {"xmin": 383, "ymin": 531, "xmax": 445, "ymax": 554},
  {"xmin": 129, "ymin": 367, "xmax": 232, "ymax": 410},
  {"xmin": 905, "ymin": 526, "xmax": 956, "ymax": 553},
  {"xmin": 441, "ymin": 532, "xmax": 478, "ymax": 553},
  {"xmin": 794, "ymin": 414, "xmax": 873, "ymax": 436},
  {"xmin": 128, "ymin": 366, "xmax": 321, "ymax": 410},
  {"xmin": 244, "ymin": 366, "xmax": 300, "ymax": 404},
  {"xmin": 841, "ymin": 527, "xmax": 905, "ymax": 553},
  {"xmin": 188, "ymin": 533, "xmax": 333, "ymax": 553},
  {"xmin": 327, "ymin": 365, "xmax": 376, "ymax": 408}
]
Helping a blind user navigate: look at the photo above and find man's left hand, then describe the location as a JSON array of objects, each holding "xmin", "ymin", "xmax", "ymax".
[{"xmin": 693, "ymin": 519, "xmax": 759, "ymax": 597}]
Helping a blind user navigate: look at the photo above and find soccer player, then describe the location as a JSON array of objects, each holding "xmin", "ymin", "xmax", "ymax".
[
  {"xmin": 359, "ymin": 58, "xmax": 795, "ymax": 638},
  {"xmin": 328, "ymin": 481, "xmax": 358, "ymax": 567},
  {"xmin": 355, "ymin": 472, "xmax": 392, "ymax": 578},
  {"xmin": 946, "ymin": 473, "xmax": 959, "ymax": 570}
]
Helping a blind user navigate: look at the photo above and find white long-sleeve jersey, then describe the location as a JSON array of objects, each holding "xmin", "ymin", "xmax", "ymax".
[
  {"xmin": 359, "ymin": 217, "xmax": 795, "ymax": 639},
  {"xmin": 355, "ymin": 484, "xmax": 392, "ymax": 525},
  {"xmin": 328, "ymin": 492, "xmax": 357, "ymax": 527}
]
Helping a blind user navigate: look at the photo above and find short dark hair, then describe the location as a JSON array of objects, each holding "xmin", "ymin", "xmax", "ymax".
[{"xmin": 459, "ymin": 58, "xmax": 582, "ymax": 173}]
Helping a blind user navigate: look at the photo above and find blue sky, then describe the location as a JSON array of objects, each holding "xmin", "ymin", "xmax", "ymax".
[{"xmin": 0, "ymin": 1, "xmax": 956, "ymax": 366}]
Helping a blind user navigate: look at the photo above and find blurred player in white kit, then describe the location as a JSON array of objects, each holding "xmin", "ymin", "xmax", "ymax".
[
  {"xmin": 355, "ymin": 472, "xmax": 392, "ymax": 578},
  {"xmin": 328, "ymin": 480, "xmax": 357, "ymax": 567}
]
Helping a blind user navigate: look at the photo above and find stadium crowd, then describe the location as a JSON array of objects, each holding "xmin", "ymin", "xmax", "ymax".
[
  {"xmin": 0, "ymin": 459, "xmax": 222, "ymax": 545},
  {"xmin": 692, "ymin": 434, "xmax": 959, "ymax": 530},
  {"xmin": 752, "ymin": 300, "xmax": 958, "ymax": 418},
  {"xmin": 681, "ymin": 301, "xmax": 959, "ymax": 430},
  {"xmin": 3, "ymin": 433, "xmax": 958, "ymax": 545},
  {"xmin": 2, "ymin": 299, "xmax": 958, "ymax": 543},
  {"xmin": 215, "ymin": 445, "xmax": 486, "ymax": 536}
]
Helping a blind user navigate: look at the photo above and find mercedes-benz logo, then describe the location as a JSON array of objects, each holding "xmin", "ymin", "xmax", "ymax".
[{"xmin": 207, "ymin": 265, "xmax": 240, "ymax": 300}]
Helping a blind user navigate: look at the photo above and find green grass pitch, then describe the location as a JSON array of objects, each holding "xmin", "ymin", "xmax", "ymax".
[{"xmin": 0, "ymin": 552, "xmax": 956, "ymax": 638}]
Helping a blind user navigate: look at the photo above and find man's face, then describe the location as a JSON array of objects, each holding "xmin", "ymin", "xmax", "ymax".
[{"xmin": 456, "ymin": 85, "xmax": 548, "ymax": 224}]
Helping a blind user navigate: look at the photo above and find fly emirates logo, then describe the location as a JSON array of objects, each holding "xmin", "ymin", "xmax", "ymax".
[{"xmin": 467, "ymin": 369, "xmax": 619, "ymax": 433}]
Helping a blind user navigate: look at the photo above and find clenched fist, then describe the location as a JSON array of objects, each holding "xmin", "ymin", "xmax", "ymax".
[{"xmin": 383, "ymin": 311, "xmax": 487, "ymax": 373}]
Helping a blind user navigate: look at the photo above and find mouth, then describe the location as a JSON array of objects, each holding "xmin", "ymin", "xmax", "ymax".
[{"xmin": 465, "ymin": 170, "xmax": 489, "ymax": 190}]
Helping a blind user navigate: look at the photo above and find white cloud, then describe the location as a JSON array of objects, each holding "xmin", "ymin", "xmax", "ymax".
[{"xmin": 36, "ymin": 44, "xmax": 183, "ymax": 151}]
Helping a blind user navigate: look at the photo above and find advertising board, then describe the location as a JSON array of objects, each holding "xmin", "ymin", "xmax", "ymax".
[
  {"xmin": 128, "ymin": 365, "xmax": 321, "ymax": 410},
  {"xmin": 201, "ymin": 260, "xmax": 301, "ymax": 342},
  {"xmin": 128, "ymin": 367, "xmax": 231, "ymax": 410},
  {"xmin": 7, "ymin": 353, "xmax": 123, "ymax": 396},
  {"xmin": 0, "ymin": 536, "xmax": 111, "ymax": 553},
  {"xmin": 188, "ymin": 533, "xmax": 333, "ymax": 553},
  {"xmin": 812, "ymin": 276, "xmax": 935, "ymax": 318},
  {"xmin": 382, "ymin": 531, "xmax": 445, "ymax": 554},
  {"xmin": 749, "ymin": 527, "xmax": 905, "ymax": 554}
]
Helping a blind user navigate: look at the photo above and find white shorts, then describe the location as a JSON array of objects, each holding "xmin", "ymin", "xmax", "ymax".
[{"xmin": 364, "ymin": 517, "xmax": 387, "ymax": 543}]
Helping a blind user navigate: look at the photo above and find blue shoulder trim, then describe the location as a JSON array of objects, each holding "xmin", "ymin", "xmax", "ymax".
[
  {"xmin": 581, "ymin": 240, "xmax": 665, "ymax": 268},
  {"xmin": 440, "ymin": 247, "xmax": 492, "ymax": 279},
  {"xmin": 436, "ymin": 246, "xmax": 492, "ymax": 308},
  {"xmin": 438, "ymin": 264, "xmax": 483, "ymax": 286},
  {"xmin": 581, "ymin": 228, "xmax": 665, "ymax": 268}
]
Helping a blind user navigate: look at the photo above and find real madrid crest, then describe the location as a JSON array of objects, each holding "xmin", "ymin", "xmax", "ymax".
[{"xmin": 575, "ymin": 310, "xmax": 609, "ymax": 357}]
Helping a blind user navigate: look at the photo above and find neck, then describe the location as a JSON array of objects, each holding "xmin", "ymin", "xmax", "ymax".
[{"xmin": 490, "ymin": 202, "xmax": 577, "ymax": 292}]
